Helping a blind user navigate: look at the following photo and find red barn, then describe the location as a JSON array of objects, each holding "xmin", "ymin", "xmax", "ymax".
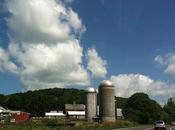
[{"xmin": 10, "ymin": 111, "xmax": 30, "ymax": 123}]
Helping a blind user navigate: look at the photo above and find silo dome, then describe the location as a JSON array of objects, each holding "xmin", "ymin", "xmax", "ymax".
[
  {"xmin": 87, "ymin": 87, "xmax": 96, "ymax": 92},
  {"xmin": 100, "ymin": 80, "xmax": 113, "ymax": 86}
]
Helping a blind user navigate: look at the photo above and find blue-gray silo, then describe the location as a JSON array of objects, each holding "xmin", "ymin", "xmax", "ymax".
[
  {"xmin": 86, "ymin": 87, "xmax": 97, "ymax": 122},
  {"xmin": 99, "ymin": 80, "xmax": 116, "ymax": 122}
]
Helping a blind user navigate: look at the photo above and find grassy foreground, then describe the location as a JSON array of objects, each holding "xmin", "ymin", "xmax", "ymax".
[{"xmin": 0, "ymin": 120, "xmax": 136, "ymax": 130}]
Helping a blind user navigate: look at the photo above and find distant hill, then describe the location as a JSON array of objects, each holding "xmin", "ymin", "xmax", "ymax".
[
  {"xmin": 0, "ymin": 88, "xmax": 86, "ymax": 116},
  {"xmin": 0, "ymin": 88, "xmax": 127, "ymax": 117}
]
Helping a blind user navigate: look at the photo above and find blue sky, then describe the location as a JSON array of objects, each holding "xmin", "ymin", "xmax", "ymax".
[
  {"xmin": 0, "ymin": 0, "xmax": 175, "ymax": 104},
  {"xmin": 74, "ymin": 0, "xmax": 175, "ymax": 76}
]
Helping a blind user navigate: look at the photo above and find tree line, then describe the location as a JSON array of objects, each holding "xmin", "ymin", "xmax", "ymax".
[
  {"xmin": 118, "ymin": 93, "xmax": 174, "ymax": 124},
  {"xmin": 0, "ymin": 88, "xmax": 175, "ymax": 124},
  {"xmin": 0, "ymin": 88, "xmax": 86, "ymax": 117}
]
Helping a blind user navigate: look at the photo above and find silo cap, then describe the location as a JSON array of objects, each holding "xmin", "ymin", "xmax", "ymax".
[
  {"xmin": 87, "ymin": 87, "xmax": 96, "ymax": 92},
  {"xmin": 100, "ymin": 80, "xmax": 113, "ymax": 86}
]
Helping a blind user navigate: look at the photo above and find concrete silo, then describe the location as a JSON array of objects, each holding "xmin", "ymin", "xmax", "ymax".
[
  {"xmin": 99, "ymin": 80, "xmax": 116, "ymax": 122},
  {"xmin": 86, "ymin": 87, "xmax": 97, "ymax": 122}
]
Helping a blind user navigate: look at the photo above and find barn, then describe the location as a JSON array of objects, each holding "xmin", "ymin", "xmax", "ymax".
[
  {"xmin": 65, "ymin": 103, "xmax": 86, "ymax": 119},
  {"xmin": 10, "ymin": 111, "xmax": 30, "ymax": 123}
]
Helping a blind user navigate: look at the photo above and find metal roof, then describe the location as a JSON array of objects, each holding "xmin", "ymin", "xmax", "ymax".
[
  {"xmin": 0, "ymin": 106, "xmax": 8, "ymax": 113},
  {"xmin": 65, "ymin": 104, "xmax": 85, "ymax": 110},
  {"xmin": 0, "ymin": 106, "xmax": 6, "ymax": 110},
  {"xmin": 45, "ymin": 111, "xmax": 65, "ymax": 116},
  {"xmin": 67, "ymin": 111, "xmax": 85, "ymax": 116}
]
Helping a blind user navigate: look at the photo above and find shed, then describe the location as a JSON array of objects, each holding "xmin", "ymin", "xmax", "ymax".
[
  {"xmin": 116, "ymin": 108, "xmax": 124, "ymax": 119},
  {"xmin": 45, "ymin": 111, "xmax": 65, "ymax": 119},
  {"xmin": 66, "ymin": 111, "xmax": 85, "ymax": 119},
  {"xmin": 65, "ymin": 103, "xmax": 85, "ymax": 119},
  {"xmin": 0, "ymin": 106, "xmax": 11, "ymax": 123}
]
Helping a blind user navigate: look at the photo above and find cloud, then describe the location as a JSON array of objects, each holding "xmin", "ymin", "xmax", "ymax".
[
  {"xmin": 110, "ymin": 74, "xmax": 175, "ymax": 105},
  {"xmin": 111, "ymin": 74, "xmax": 152, "ymax": 97},
  {"xmin": 8, "ymin": 41, "xmax": 90, "ymax": 90},
  {"xmin": 0, "ymin": 47, "xmax": 18, "ymax": 73},
  {"xmin": 87, "ymin": 48, "xmax": 107, "ymax": 78},
  {"xmin": 6, "ymin": 0, "xmax": 84, "ymax": 44},
  {"xmin": 155, "ymin": 53, "xmax": 175, "ymax": 77},
  {"xmin": 154, "ymin": 55, "xmax": 165, "ymax": 65},
  {"xmin": 68, "ymin": 8, "xmax": 86, "ymax": 35},
  {"xmin": 0, "ymin": 0, "xmax": 96, "ymax": 90}
]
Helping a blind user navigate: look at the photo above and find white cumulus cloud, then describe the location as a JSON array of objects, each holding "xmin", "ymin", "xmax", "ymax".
[
  {"xmin": 87, "ymin": 48, "xmax": 107, "ymax": 78},
  {"xmin": 0, "ymin": 0, "xmax": 100, "ymax": 90},
  {"xmin": 154, "ymin": 55, "xmax": 165, "ymax": 65},
  {"xmin": 6, "ymin": 0, "xmax": 84, "ymax": 44},
  {"xmin": 0, "ymin": 47, "xmax": 18, "ymax": 73},
  {"xmin": 110, "ymin": 74, "xmax": 175, "ymax": 105},
  {"xmin": 7, "ymin": 41, "xmax": 90, "ymax": 90},
  {"xmin": 155, "ymin": 53, "xmax": 175, "ymax": 77}
]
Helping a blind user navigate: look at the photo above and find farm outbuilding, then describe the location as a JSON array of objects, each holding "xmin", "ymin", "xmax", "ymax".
[
  {"xmin": 0, "ymin": 106, "xmax": 30, "ymax": 123},
  {"xmin": 10, "ymin": 111, "xmax": 30, "ymax": 123},
  {"xmin": 45, "ymin": 111, "xmax": 65, "ymax": 119},
  {"xmin": 66, "ymin": 111, "xmax": 85, "ymax": 119},
  {"xmin": 65, "ymin": 103, "xmax": 85, "ymax": 119},
  {"xmin": 116, "ymin": 108, "xmax": 124, "ymax": 119},
  {"xmin": 0, "ymin": 106, "xmax": 11, "ymax": 123}
]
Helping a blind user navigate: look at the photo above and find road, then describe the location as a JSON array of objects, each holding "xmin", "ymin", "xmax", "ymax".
[{"xmin": 114, "ymin": 125, "xmax": 175, "ymax": 130}]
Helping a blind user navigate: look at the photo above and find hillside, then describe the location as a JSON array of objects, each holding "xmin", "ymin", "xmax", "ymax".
[
  {"xmin": 1, "ymin": 89, "xmax": 174, "ymax": 124},
  {"xmin": 0, "ymin": 88, "xmax": 86, "ymax": 116},
  {"xmin": 0, "ymin": 88, "xmax": 126, "ymax": 117}
]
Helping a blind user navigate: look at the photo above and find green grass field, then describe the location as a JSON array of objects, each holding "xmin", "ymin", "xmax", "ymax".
[{"xmin": 0, "ymin": 120, "xmax": 136, "ymax": 130}]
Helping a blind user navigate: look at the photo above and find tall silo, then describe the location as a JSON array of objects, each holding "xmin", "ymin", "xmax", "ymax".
[
  {"xmin": 86, "ymin": 87, "xmax": 97, "ymax": 122},
  {"xmin": 99, "ymin": 80, "xmax": 116, "ymax": 122}
]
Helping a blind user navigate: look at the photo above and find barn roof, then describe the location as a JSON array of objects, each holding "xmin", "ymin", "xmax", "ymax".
[
  {"xmin": 0, "ymin": 106, "xmax": 6, "ymax": 111},
  {"xmin": 45, "ymin": 111, "xmax": 65, "ymax": 116},
  {"xmin": 65, "ymin": 104, "xmax": 85, "ymax": 110},
  {"xmin": 0, "ymin": 106, "xmax": 8, "ymax": 113},
  {"xmin": 67, "ymin": 111, "xmax": 85, "ymax": 116}
]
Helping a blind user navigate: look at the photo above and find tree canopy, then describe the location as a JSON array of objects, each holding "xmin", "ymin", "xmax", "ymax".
[
  {"xmin": 123, "ymin": 93, "xmax": 171, "ymax": 124},
  {"xmin": 163, "ymin": 98, "xmax": 175, "ymax": 121},
  {"xmin": 1, "ymin": 88, "xmax": 86, "ymax": 117},
  {"xmin": 0, "ymin": 89, "xmax": 173, "ymax": 124}
]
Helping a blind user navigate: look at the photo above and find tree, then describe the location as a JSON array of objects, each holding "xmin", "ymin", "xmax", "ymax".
[
  {"xmin": 115, "ymin": 97, "xmax": 127, "ymax": 109},
  {"xmin": 0, "ymin": 88, "xmax": 86, "ymax": 117},
  {"xmin": 163, "ymin": 98, "xmax": 175, "ymax": 121},
  {"xmin": 123, "ymin": 93, "xmax": 166, "ymax": 124},
  {"xmin": 0, "ymin": 94, "xmax": 6, "ymax": 106}
]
